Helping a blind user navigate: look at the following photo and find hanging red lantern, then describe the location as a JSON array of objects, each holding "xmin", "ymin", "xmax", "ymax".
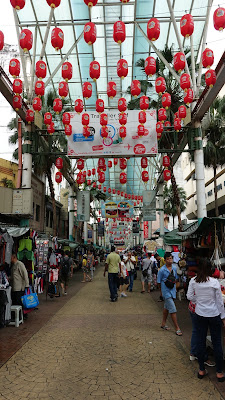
[
  {"xmin": 55, "ymin": 157, "xmax": 63, "ymax": 169},
  {"xmin": 10, "ymin": 0, "xmax": 25, "ymax": 10},
  {"xmin": 119, "ymin": 113, "xmax": 127, "ymax": 126},
  {"xmin": 178, "ymin": 105, "xmax": 187, "ymax": 120},
  {"xmin": 119, "ymin": 126, "xmax": 126, "ymax": 139},
  {"xmin": 213, "ymin": 7, "xmax": 225, "ymax": 31},
  {"xmin": 62, "ymin": 112, "xmax": 71, "ymax": 126},
  {"xmin": 184, "ymin": 88, "xmax": 194, "ymax": 105},
  {"xmin": 113, "ymin": 189, "xmax": 116, "ymax": 195},
  {"xmin": 84, "ymin": 0, "xmax": 98, "ymax": 6},
  {"xmin": 131, "ymin": 80, "xmax": 141, "ymax": 97},
  {"xmin": 77, "ymin": 172, "xmax": 84, "ymax": 186},
  {"xmin": 155, "ymin": 77, "xmax": 166, "ymax": 95},
  {"xmin": 164, "ymin": 121, "xmax": 171, "ymax": 128},
  {"xmin": 117, "ymin": 190, "xmax": 120, "ymax": 195},
  {"xmin": 98, "ymin": 158, "xmax": 106, "ymax": 170},
  {"xmin": 113, "ymin": 21, "xmax": 126, "ymax": 44},
  {"xmin": 35, "ymin": 61, "xmax": 46, "ymax": 80},
  {"xmin": 142, "ymin": 171, "xmax": 149, "ymax": 182},
  {"xmin": 96, "ymin": 99, "xmax": 104, "ymax": 114},
  {"xmin": 13, "ymin": 78, "xmax": 23, "ymax": 95},
  {"xmin": 156, "ymin": 121, "xmax": 163, "ymax": 137},
  {"xmin": 46, "ymin": 0, "xmax": 61, "ymax": 7},
  {"xmin": 9, "ymin": 59, "xmax": 20, "ymax": 77},
  {"xmin": 77, "ymin": 159, "xmax": 85, "ymax": 170},
  {"xmin": 118, "ymin": 98, "xmax": 127, "ymax": 113},
  {"xmin": 83, "ymin": 170, "xmax": 86, "ymax": 179},
  {"xmin": 108, "ymin": 160, "xmax": 112, "ymax": 168},
  {"xmin": 174, "ymin": 111, "xmax": 179, "ymax": 119},
  {"xmin": 107, "ymin": 81, "xmax": 117, "ymax": 98},
  {"xmin": 120, "ymin": 158, "xmax": 127, "ymax": 170},
  {"xmin": 92, "ymin": 168, "xmax": 96, "ymax": 175},
  {"xmin": 180, "ymin": 14, "xmax": 194, "ymax": 37},
  {"xmin": 35, "ymin": 80, "xmax": 45, "ymax": 97},
  {"xmin": 180, "ymin": 73, "xmax": 191, "ymax": 92},
  {"xmin": 75, "ymin": 99, "xmax": 83, "ymax": 114},
  {"xmin": 174, "ymin": 117, "xmax": 182, "ymax": 132},
  {"xmin": 145, "ymin": 56, "xmax": 156, "ymax": 76},
  {"xmin": 158, "ymin": 108, "xmax": 167, "ymax": 123},
  {"xmin": 202, "ymin": 48, "xmax": 214, "ymax": 69},
  {"xmin": 51, "ymin": 27, "xmax": 64, "ymax": 51},
  {"xmin": 87, "ymin": 170, "xmax": 91, "ymax": 177},
  {"xmin": 163, "ymin": 169, "xmax": 171, "ymax": 181},
  {"xmin": 0, "ymin": 31, "xmax": 4, "ymax": 51},
  {"xmin": 83, "ymin": 126, "xmax": 90, "ymax": 138},
  {"xmin": 138, "ymin": 124, "xmax": 145, "ymax": 137},
  {"xmin": 55, "ymin": 171, "xmax": 63, "ymax": 184},
  {"xmin": 82, "ymin": 113, "xmax": 90, "ymax": 126},
  {"xmin": 140, "ymin": 96, "xmax": 149, "ymax": 111},
  {"xmin": 25, "ymin": 109, "xmax": 34, "ymax": 124},
  {"xmin": 62, "ymin": 61, "xmax": 72, "ymax": 81},
  {"xmin": 44, "ymin": 112, "xmax": 52, "ymax": 126},
  {"xmin": 89, "ymin": 61, "xmax": 100, "ymax": 81},
  {"xmin": 84, "ymin": 22, "xmax": 97, "ymax": 45},
  {"xmin": 162, "ymin": 156, "xmax": 170, "ymax": 167},
  {"xmin": 87, "ymin": 179, "xmax": 92, "ymax": 186},
  {"xmin": 100, "ymin": 113, "xmax": 108, "ymax": 126},
  {"xmin": 53, "ymin": 98, "xmax": 62, "ymax": 114},
  {"xmin": 139, "ymin": 111, "xmax": 146, "ymax": 125},
  {"xmin": 117, "ymin": 59, "xmax": 128, "ymax": 79},
  {"xmin": 114, "ymin": 158, "xmax": 118, "ymax": 166},
  {"xmin": 147, "ymin": 18, "xmax": 160, "ymax": 41},
  {"xmin": 47, "ymin": 122, "xmax": 55, "ymax": 135},
  {"xmin": 174, "ymin": 52, "xmax": 186, "ymax": 73},
  {"xmin": 108, "ymin": 188, "xmax": 112, "ymax": 194},
  {"xmin": 82, "ymin": 82, "xmax": 92, "ymax": 99},
  {"xmin": 101, "ymin": 126, "xmax": 108, "ymax": 138},
  {"xmin": 65, "ymin": 124, "xmax": 72, "ymax": 136},
  {"xmin": 103, "ymin": 186, "xmax": 107, "ymax": 193},
  {"xmin": 19, "ymin": 29, "xmax": 33, "ymax": 52},
  {"xmin": 162, "ymin": 92, "xmax": 171, "ymax": 109},
  {"xmin": 205, "ymin": 69, "xmax": 216, "ymax": 88},
  {"xmin": 134, "ymin": 195, "xmax": 138, "ymax": 201},
  {"xmin": 33, "ymin": 97, "xmax": 42, "ymax": 112},
  {"xmin": 141, "ymin": 157, "xmax": 148, "ymax": 169},
  {"xmin": 98, "ymin": 171, "xmax": 105, "ymax": 184},
  {"xmin": 92, "ymin": 181, "xmax": 97, "ymax": 188},
  {"xmin": 59, "ymin": 81, "xmax": 69, "ymax": 98},
  {"xmin": 120, "ymin": 172, "xmax": 127, "ymax": 184},
  {"xmin": 124, "ymin": 193, "xmax": 128, "ymax": 199}
]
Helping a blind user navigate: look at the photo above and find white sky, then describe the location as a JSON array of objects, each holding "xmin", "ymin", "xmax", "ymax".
[{"xmin": 0, "ymin": 1, "xmax": 225, "ymax": 162}]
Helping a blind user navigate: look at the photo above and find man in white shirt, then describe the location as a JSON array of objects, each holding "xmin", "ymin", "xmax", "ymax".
[{"xmin": 125, "ymin": 252, "xmax": 136, "ymax": 292}]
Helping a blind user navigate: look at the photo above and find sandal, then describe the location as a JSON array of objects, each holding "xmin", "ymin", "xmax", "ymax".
[
  {"xmin": 198, "ymin": 370, "xmax": 208, "ymax": 379},
  {"xmin": 161, "ymin": 325, "xmax": 170, "ymax": 330},
  {"xmin": 81, "ymin": 281, "xmax": 86, "ymax": 283},
  {"xmin": 141, "ymin": 290, "xmax": 145, "ymax": 293},
  {"xmin": 176, "ymin": 329, "xmax": 183, "ymax": 336}
]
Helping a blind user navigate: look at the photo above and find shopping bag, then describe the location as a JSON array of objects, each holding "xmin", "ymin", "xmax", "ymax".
[{"xmin": 21, "ymin": 288, "xmax": 39, "ymax": 309}]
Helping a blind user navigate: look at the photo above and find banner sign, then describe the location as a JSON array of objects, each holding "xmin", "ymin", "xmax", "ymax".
[
  {"xmin": 77, "ymin": 191, "xmax": 90, "ymax": 221},
  {"xmin": 143, "ymin": 190, "xmax": 156, "ymax": 221},
  {"xmin": 132, "ymin": 221, "xmax": 140, "ymax": 235},
  {"xmin": 98, "ymin": 221, "xmax": 104, "ymax": 237},
  {"xmin": 68, "ymin": 110, "xmax": 157, "ymax": 158},
  {"xmin": 143, "ymin": 221, "xmax": 149, "ymax": 239},
  {"xmin": 101, "ymin": 200, "xmax": 134, "ymax": 219}
]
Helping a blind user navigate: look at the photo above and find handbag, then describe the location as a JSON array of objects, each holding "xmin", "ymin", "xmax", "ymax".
[
  {"xmin": 21, "ymin": 288, "xmax": 39, "ymax": 309},
  {"xmin": 165, "ymin": 270, "xmax": 176, "ymax": 289},
  {"xmin": 142, "ymin": 269, "xmax": 148, "ymax": 278}
]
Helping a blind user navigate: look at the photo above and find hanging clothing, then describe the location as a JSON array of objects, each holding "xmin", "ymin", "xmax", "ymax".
[{"xmin": 2, "ymin": 233, "xmax": 14, "ymax": 265}]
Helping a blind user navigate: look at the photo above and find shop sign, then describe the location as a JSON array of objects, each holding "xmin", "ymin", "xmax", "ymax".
[
  {"xmin": 77, "ymin": 191, "xmax": 90, "ymax": 221},
  {"xmin": 101, "ymin": 200, "xmax": 134, "ymax": 219},
  {"xmin": 132, "ymin": 221, "xmax": 140, "ymax": 235},
  {"xmin": 143, "ymin": 190, "xmax": 156, "ymax": 221}
]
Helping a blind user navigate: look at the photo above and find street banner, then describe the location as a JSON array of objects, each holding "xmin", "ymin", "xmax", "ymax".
[
  {"xmin": 98, "ymin": 221, "xmax": 104, "ymax": 237},
  {"xmin": 101, "ymin": 200, "xmax": 134, "ymax": 219},
  {"xmin": 143, "ymin": 221, "xmax": 149, "ymax": 239},
  {"xmin": 67, "ymin": 110, "xmax": 157, "ymax": 158},
  {"xmin": 132, "ymin": 220, "xmax": 140, "ymax": 235},
  {"xmin": 77, "ymin": 191, "xmax": 90, "ymax": 221},
  {"xmin": 142, "ymin": 190, "xmax": 156, "ymax": 221}
]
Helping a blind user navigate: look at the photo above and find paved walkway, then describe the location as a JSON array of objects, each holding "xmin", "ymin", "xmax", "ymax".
[{"xmin": 0, "ymin": 268, "xmax": 223, "ymax": 400}]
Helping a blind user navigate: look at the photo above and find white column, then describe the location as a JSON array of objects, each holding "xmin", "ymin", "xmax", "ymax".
[
  {"xmin": 22, "ymin": 125, "xmax": 32, "ymax": 189},
  {"xmin": 148, "ymin": 221, "xmax": 152, "ymax": 239},
  {"xmin": 69, "ymin": 187, "xmax": 74, "ymax": 241},
  {"xmin": 194, "ymin": 121, "xmax": 207, "ymax": 222},
  {"xmin": 93, "ymin": 223, "xmax": 97, "ymax": 246},
  {"xmin": 84, "ymin": 221, "xmax": 88, "ymax": 244},
  {"xmin": 159, "ymin": 183, "xmax": 164, "ymax": 238}
]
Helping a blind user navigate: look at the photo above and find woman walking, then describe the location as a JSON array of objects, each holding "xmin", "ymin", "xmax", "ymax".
[
  {"xmin": 87, "ymin": 249, "xmax": 95, "ymax": 281},
  {"xmin": 81, "ymin": 254, "xmax": 91, "ymax": 283},
  {"xmin": 119, "ymin": 255, "xmax": 129, "ymax": 297}
]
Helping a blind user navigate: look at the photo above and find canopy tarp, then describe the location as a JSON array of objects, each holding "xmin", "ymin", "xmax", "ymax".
[
  {"xmin": 0, "ymin": 226, "xmax": 30, "ymax": 238},
  {"xmin": 163, "ymin": 222, "xmax": 197, "ymax": 246},
  {"xmin": 177, "ymin": 217, "xmax": 225, "ymax": 237},
  {"xmin": 153, "ymin": 227, "xmax": 170, "ymax": 235}
]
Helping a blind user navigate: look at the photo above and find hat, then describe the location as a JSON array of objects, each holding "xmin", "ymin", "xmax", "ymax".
[{"xmin": 83, "ymin": 254, "xmax": 87, "ymax": 257}]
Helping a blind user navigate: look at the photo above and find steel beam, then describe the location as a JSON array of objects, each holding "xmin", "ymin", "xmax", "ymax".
[{"xmin": 13, "ymin": 9, "xmax": 29, "ymax": 95}]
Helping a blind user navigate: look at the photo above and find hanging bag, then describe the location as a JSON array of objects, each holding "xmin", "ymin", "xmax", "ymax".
[
  {"xmin": 21, "ymin": 288, "xmax": 39, "ymax": 309},
  {"xmin": 165, "ymin": 270, "xmax": 176, "ymax": 289}
]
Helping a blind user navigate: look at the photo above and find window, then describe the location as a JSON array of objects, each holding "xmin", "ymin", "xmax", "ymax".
[{"xmin": 36, "ymin": 205, "xmax": 40, "ymax": 222}]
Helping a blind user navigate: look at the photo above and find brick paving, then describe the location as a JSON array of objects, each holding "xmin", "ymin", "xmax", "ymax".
[{"xmin": 0, "ymin": 267, "xmax": 224, "ymax": 400}]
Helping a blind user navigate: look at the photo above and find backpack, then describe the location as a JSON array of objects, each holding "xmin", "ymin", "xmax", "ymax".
[
  {"xmin": 165, "ymin": 270, "xmax": 176, "ymax": 289},
  {"xmin": 61, "ymin": 258, "xmax": 70, "ymax": 276}
]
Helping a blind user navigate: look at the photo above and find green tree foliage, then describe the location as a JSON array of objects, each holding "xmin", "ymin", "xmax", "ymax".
[{"xmin": 163, "ymin": 184, "xmax": 187, "ymax": 229}]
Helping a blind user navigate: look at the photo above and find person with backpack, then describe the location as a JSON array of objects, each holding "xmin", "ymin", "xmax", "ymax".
[
  {"xmin": 60, "ymin": 250, "xmax": 73, "ymax": 295},
  {"xmin": 141, "ymin": 252, "xmax": 152, "ymax": 293}
]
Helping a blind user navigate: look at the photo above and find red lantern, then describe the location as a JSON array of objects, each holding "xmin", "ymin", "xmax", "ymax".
[
  {"xmin": 142, "ymin": 171, "xmax": 149, "ymax": 182},
  {"xmin": 83, "ymin": 126, "xmax": 90, "ymax": 138},
  {"xmin": 117, "ymin": 59, "xmax": 128, "ymax": 79},
  {"xmin": 98, "ymin": 158, "xmax": 105, "ymax": 170},
  {"xmin": 124, "ymin": 193, "xmax": 128, "ymax": 199},
  {"xmin": 114, "ymin": 158, "xmax": 118, "ymax": 166},
  {"xmin": 101, "ymin": 126, "xmax": 108, "ymax": 138},
  {"xmin": 62, "ymin": 112, "xmax": 71, "ymax": 126},
  {"xmin": 103, "ymin": 186, "xmax": 107, "ymax": 193},
  {"xmin": 174, "ymin": 52, "xmax": 186, "ymax": 73},
  {"xmin": 100, "ymin": 113, "xmax": 108, "ymax": 126},
  {"xmin": 44, "ymin": 112, "xmax": 52, "ymax": 126},
  {"xmin": 84, "ymin": 0, "xmax": 98, "ymax": 6},
  {"xmin": 0, "ymin": 31, "xmax": 4, "ymax": 51},
  {"xmin": 96, "ymin": 99, "xmax": 104, "ymax": 114},
  {"xmin": 56, "ymin": 157, "xmax": 63, "ymax": 169},
  {"xmin": 84, "ymin": 22, "xmax": 97, "ymax": 45},
  {"xmin": 162, "ymin": 156, "xmax": 170, "ymax": 167},
  {"xmin": 82, "ymin": 113, "xmax": 90, "ymax": 126},
  {"xmin": 119, "ymin": 126, "xmax": 126, "ymax": 139},
  {"xmin": 174, "ymin": 117, "xmax": 182, "ymax": 132},
  {"xmin": 118, "ymin": 98, "xmax": 127, "ymax": 113},
  {"xmin": 13, "ymin": 79, "xmax": 23, "ymax": 95},
  {"xmin": 10, "ymin": 0, "xmax": 25, "ymax": 10},
  {"xmin": 59, "ymin": 81, "xmax": 69, "ymax": 98},
  {"xmin": 178, "ymin": 105, "xmax": 187, "ymax": 120},
  {"xmin": 25, "ymin": 109, "xmax": 34, "ymax": 124},
  {"xmin": 205, "ymin": 69, "xmax": 216, "ymax": 88},
  {"xmin": 139, "ymin": 111, "xmax": 146, "ymax": 125},
  {"xmin": 155, "ymin": 77, "xmax": 166, "ymax": 95},
  {"xmin": 46, "ymin": 0, "xmax": 61, "ymax": 7},
  {"xmin": 147, "ymin": 18, "xmax": 160, "ymax": 41},
  {"xmin": 77, "ymin": 159, "xmax": 85, "ymax": 171},
  {"xmin": 119, "ymin": 113, "xmax": 127, "ymax": 126},
  {"xmin": 33, "ymin": 97, "xmax": 42, "ymax": 112},
  {"xmin": 164, "ymin": 121, "xmax": 171, "ymax": 128},
  {"xmin": 87, "ymin": 179, "xmax": 92, "ymax": 186},
  {"xmin": 202, "ymin": 48, "xmax": 214, "ymax": 69},
  {"xmin": 9, "ymin": 59, "xmax": 20, "ymax": 77},
  {"xmin": 53, "ymin": 98, "xmax": 62, "ymax": 114},
  {"xmin": 156, "ymin": 121, "xmax": 163, "ymax": 137},
  {"xmin": 108, "ymin": 160, "xmax": 112, "ymax": 168},
  {"xmin": 138, "ymin": 124, "xmax": 145, "ymax": 137},
  {"xmin": 62, "ymin": 61, "xmax": 72, "ymax": 81},
  {"xmin": 87, "ymin": 170, "xmax": 91, "ymax": 177},
  {"xmin": 141, "ymin": 157, "xmax": 148, "ymax": 169},
  {"xmin": 180, "ymin": 14, "xmax": 194, "ymax": 37},
  {"xmin": 89, "ymin": 61, "xmax": 100, "ymax": 81},
  {"xmin": 51, "ymin": 27, "xmax": 64, "ymax": 51},
  {"xmin": 213, "ymin": 7, "xmax": 225, "ymax": 31},
  {"xmin": 113, "ymin": 21, "xmax": 126, "ymax": 44},
  {"xmin": 131, "ymin": 80, "xmax": 141, "ymax": 97},
  {"xmin": 92, "ymin": 181, "xmax": 97, "ymax": 188},
  {"xmin": 36, "ymin": 61, "xmax": 46, "ymax": 80},
  {"xmin": 145, "ymin": 56, "xmax": 156, "ymax": 76},
  {"xmin": 113, "ymin": 189, "xmax": 116, "ymax": 194},
  {"xmin": 35, "ymin": 80, "xmax": 45, "ymax": 97},
  {"xmin": 98, "ymin": 171, "xmax": 105, "ymax": 184},
  {"xmin": 77, "ymin": 172, "xmax": 84, "ymax": 185},
  {"xmin": 174, "ymin": 111, "xmax": 179, "ymax": 118},
  {"xmin": 19, "ymin": 29, "xmax": 33, "ymax": 52},
  {"xmin": 55, "ymin": 171, "xmax": 63, "ymax": 184},
  {"xmin": 65, "ymin": 124, "xmax": 72, "ymax": 137},
  {"xmin": 108, "ymin": 188, "xmax": 112, "ymax": 194},
  {"xmin": 120, "ymin": 158, "xmax": 127, "ymax": 170},
  {"xmin": 75, "ymin": 99, "xmax": 83, "ymax": 114},
  {"xmin": 47, "ymin": 123, "xmax": 55, "ymax": 134},
  {"xmin": 120, "ymin": 172, "xmax": 127, "ymax": 184},
  {"xmin": 163, "ymin": 169, "xmax": 171, "ymax": 181},
  {"xmin": 107, "ymin": 81, "xmax": 116, "ymax": 98},
  {"xmin": 162, "ymin": 92, "xmax": 171, "ymax": 109},
  {"xmin": 184, "ymin": 88, "xmax": 194, "ymax": 105},
  {"xmin": 82, "ymin": 82, "xmax": 92, "ymax": 99},
  {"xmin": 117, "ymin": 190, "xmax": 121, "ymax": 195},
  {"xmin": 158, "ymin": 108, "xmax": 167, "ymax": 123},
  {"xmin": 140, "ymin": 96, "xmax": 149, "ymax": 111},
  {"xmin": 180, "ymin": 73, "xmax": 191, "ymax": 92}
]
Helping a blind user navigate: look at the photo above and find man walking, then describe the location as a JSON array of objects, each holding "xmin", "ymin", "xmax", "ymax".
[
  {"xmin": 60, "ymin": 250, "xmax": 73, "ymax": 295},
  {"xmin": 11, "ymin": 253, "xmax": 29, "ymax": 306},
  {"xmin": 157, "ymin": 252, "xmax": 182, "ymax": 336},
  {"xmin": 141, "ymin": 252, "xmax": 152, "ymax": 293},
  {"xmin": 125, "ymin": 251, "xmax": 136, "ymax": 292},
  {"xmin": 104, "ymin": 246, "xmax": 121, "ymax": 302}
]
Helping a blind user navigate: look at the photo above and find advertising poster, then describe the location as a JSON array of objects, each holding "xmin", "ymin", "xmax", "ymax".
[
  {"xmin": 101, "ymin": 200, "xmax": 134, "ymax": 219},
  {"xmin": 68, "ymin": 110, "xmax": 157, "ymax": 158}
]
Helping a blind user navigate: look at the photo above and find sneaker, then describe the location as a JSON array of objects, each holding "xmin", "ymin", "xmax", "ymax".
[
  {"xmin": 190, "ymin": 355, "xmax": 198, "ymax": 361},
  {"xmin": 158, "ymin": 296, "xmax": 163, "ymax": 302},
  {"xmin": 204, "ymin": 360, "xmax": 216, "ymax": 367},
  {"xmin": 120, "ymin": 293, "xmax": 127, "ymax": 297},
  {"xmin": 64, "ymin": 292, "xmax": 67, "ymax": 295}
]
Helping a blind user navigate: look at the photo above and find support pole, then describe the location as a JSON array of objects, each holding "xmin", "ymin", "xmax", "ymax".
[
  {"xmin": 93, "ymin": 223, "xmax": 97, "ymax": 247},
  {"xmin": 159, "ymin": 183, "xmax": 164, "ymax": 239},
  {"xmin": 22, "ymin": 124, "xmax": 32, "ymax": 189},
  {"xmin": 148, "ymin": 221, "xmax": 152, "ymax": 239},
  {"xmin": 39, "ymin": 8, "xmax": 54, "ymax": 60},
  {"xmin": 194, "ymin": 121, "xmax": 207, "ymax": 222},
  {"xmin": 190, "ymin": 35, "xmax": 197, "ymax": 95},
  {"xmin": 16, "ymin": 118, "xmax": 22, "ymax": 189},
  {"xmin": 13, "ymin": 10, "xmax": 29, "ymax": 95},
  {"xmin": 29, "ymin": 26, "xmax": 37, "ymax": 104},
  {"xmin": 84, "ymin": 221, "xmax": 88, "ymax": 245},
  {"xmin": 69, "ymin": 186, "xmax": 74, "ymax": 241}
]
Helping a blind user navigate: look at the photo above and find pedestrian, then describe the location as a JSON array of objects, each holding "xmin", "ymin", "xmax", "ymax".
[
  {"xmin": 104, "ymin": 246, "xmax": 121, "ymax": 302},
  {"xmin": 155, "ymin": 253, "xmax": 165, "ymax": 302},
  {"xmin": 10, "ymin": 253, "xmax": 29, "ymax": 307},
  {"xmin": 119, "ymin": 255, "xmax": 129, "ymax": 298},
  {"xmin": 60, "ymin": 250, "xmax": 73, "ymax": 295},
  {"xmin": 157, "ymin": 252, "xmax": 182, "ymax": 336},
  {"xmin": 87, "ymin": 248, "xmax": 95, "ymax": 281},
  {"xmin": 141, "ymin": 252, "xmax": 152, "ymax": 293},
  {"xmin": 125, "ymin": 251, "xmax": 136, "ymax": 292},
  {"xmin": 81, "ymin": 254, "xmax": 92, "ymax": 283},
  {"xmin": 187, "ymin": 258, "xmax": 225, "ymax": 381}
]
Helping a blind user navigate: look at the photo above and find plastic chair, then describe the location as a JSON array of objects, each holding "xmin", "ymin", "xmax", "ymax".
[{"xmin": 9, "ymin": 305, "xmax": 23, "ymax": 327}]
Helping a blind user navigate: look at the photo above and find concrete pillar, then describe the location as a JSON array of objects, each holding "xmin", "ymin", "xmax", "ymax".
[
  {"xmin": 194, "ymin": 121, "xmax": 207, "ymax": 223},
  {"xmin": 84, "ymin": 221, "xmax": 88, "ymax": 244},
  {"xmin": 148, "ymin": 221, "xmax": 152, "ymax": 239},
  {"xmin": 93, "ymin": 223, "xmax": 97, "ymax": 246},
  {"xmin": 22, "ymin": 125, "xmax": 32, "ymax": 189}
]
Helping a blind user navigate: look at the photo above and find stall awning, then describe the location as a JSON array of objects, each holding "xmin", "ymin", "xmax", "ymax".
[
  {"xmin": 153, "ymin": 227, "xmax": 170, "ymax": 235},
  {"xmin": 163, "ymin": 222, "xmax": 197, "ymax": 246},
  {"xmin": 177, "ymin": 217, "xmax": 225, "ymax": 237},
  {"xmin": 0, "ymin": 226, "xmax": 30, "ymax": 238}
]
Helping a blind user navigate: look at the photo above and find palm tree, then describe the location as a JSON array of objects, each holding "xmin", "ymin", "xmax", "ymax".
[{"xmin": 163, "ymin": 184, "xmax": 187, "ymax": 229}]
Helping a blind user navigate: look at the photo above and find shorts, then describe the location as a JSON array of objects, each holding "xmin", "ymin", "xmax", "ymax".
[
  {"xmin": 120, "ymin": 276, "xmax": 129, "ymax": 286},
  {"xmin": 164, "ymin": 297, "xmax": 177, "ymax": 314},
  {"xmin": 141, "ymin": 272, "xmax": 152, "ymax": 283},
  {"xmin": 60, "ymin": 274, "xmax": 69, "ymax": 286},
  {"xmin": 82, "ymin": 267, "xmax": 89, "ymax": 274}
]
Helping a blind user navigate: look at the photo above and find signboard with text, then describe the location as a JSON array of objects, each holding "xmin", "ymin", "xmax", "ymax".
[
  {"xmin": 101, "ymin": 200, "xmax": 134, "ymax": 219},
  {"xmin": 77, "ymin": 191, "xmax": 90, "ymax": 221}
]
